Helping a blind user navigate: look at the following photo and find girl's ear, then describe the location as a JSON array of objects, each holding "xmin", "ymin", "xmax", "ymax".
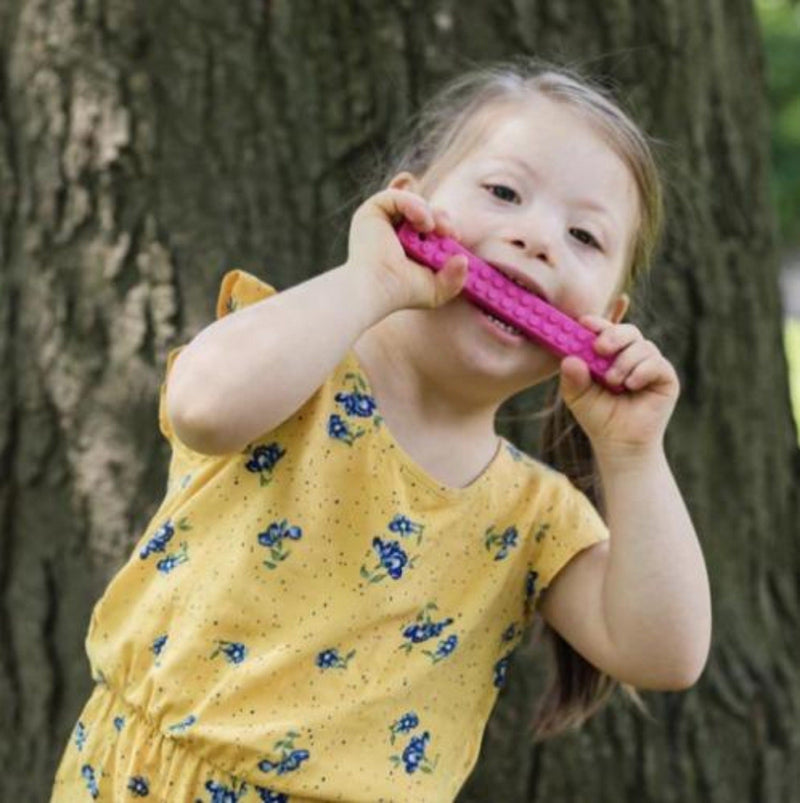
[
  {"xmin": 387, "ymin": 171, "xmax": 421, "ymax": 192},
  {"xmin": 606, "ymin": 292, "xmax": 630, "ymax": 323}
]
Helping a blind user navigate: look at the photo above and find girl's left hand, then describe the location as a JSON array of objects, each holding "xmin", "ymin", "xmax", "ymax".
[{"xmin": 558, "ymin": 314, "xmax": 681, "ymax": 459}]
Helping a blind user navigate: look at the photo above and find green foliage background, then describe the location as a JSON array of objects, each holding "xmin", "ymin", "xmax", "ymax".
[
  {"xmin": 757, "ymin": 0, "xmax": 800, "ymax": 434},
  {"xmin": 758, "ymin": 0, "xmax": 800, "ymax": 248}
]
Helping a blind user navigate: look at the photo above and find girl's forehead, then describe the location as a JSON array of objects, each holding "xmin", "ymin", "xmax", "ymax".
[
  {"xmin": 471, "ymin": 98, "xmax": 620, "ymax": 169},
  {"xmin": 472, "ymin": 106, "xmax": 634, "ymax": 198}
]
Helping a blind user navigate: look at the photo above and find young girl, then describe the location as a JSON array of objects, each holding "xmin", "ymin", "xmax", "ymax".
[{"xmin": 51, "ymin": 60, "xmax": 711, "ymax": 803}]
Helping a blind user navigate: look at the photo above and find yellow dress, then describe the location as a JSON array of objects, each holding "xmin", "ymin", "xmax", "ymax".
[{"xmin": 51, "ymin": 269, "xmax": 610, "ymax": 803}]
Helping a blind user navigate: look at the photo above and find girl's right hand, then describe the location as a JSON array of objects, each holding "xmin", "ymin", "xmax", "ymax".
[{"xmin": 344, "ymin": 188, "xmax": 469, "ymax": 312}]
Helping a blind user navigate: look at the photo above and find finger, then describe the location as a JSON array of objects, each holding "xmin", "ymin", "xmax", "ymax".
[
  {"xmin": 560, "ymin": 355, "xmax": 592, "ymax": 392},
  {"xmin": 432, "ymin": 208, "xmax": 459, "ymax": 240},
  {"xmin": 441, "ymin": 252, "xmax": 468, "ymax": 277},
  {"xmin": 592, "ymin": 322, "xmax": 644, "ymax": 356},
  {"xmin": 396, "ymin": 192, "xmax": 434, "ymax": 230},
  {"xmin": 433, "ymin": 254, "xmax": 469, "ymax": 304},
  {"xmin": 369, "ymin": 189, "xmax": 434, "ymax": 230},
  {"xmin": 578, "ymin": 314, "xmax": 613, "ymax": 333},
  {"xmin": 604, "ymin": 341, "xmax": 658, "ymax": 385},
  {"xmin": 559, "ymin": 356, "xmax": 597, "ymax": 409},
  {"xmin": 623, "ymin": 356, "xmax": 680, "ymax": 394}
]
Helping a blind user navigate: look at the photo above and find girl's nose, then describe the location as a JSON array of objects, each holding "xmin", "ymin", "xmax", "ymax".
[
  {"xmin": 509, "ymin": 232, "xmax": 554, "ymax": 265},
  {"xmin": 506, "ymin": 204, "xmax": 558, "ymax": 264}
]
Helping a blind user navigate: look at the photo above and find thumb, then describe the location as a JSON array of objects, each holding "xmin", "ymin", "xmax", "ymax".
[
  {"xmin": 431, "ymin": 254, "xmax": 469, "ymax": 306},
  {"xmin": 559, "ymin": 356, "xmax": 593, "ymax": 409}
]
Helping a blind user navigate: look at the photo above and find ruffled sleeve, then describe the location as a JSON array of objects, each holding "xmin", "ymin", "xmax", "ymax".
[
  {"xmin": 157, "ymin": 269, "xmax": 278, "ymax": 450},
  {"xmin": 528, "ymin": 470, "xmax": 610, "ymax": 598}
]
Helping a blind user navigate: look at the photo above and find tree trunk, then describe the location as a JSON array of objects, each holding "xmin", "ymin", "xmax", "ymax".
[{"xmin": 1, "ymin": 0, "xmax": 797, "ymax": 801}]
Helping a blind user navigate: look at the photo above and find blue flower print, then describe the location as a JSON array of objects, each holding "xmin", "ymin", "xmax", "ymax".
[
  {"xmin": 388, "ymin": 514, "xmax": 425, "ymax": 545},
  {"xmin": 257, "ymin": 731, "xmax": 310, "ymax": 776},
  {"xmin": 168, "ymin": 714, "xmax": 197, "ymax": 733},
  {"xmin": 327, "ymin": 413, "xmax": 358, "ymax": 444},
  {"xmin": 81, "ymin": 764, "xmax": 99, "ymax": 799},
  {"xmin": 494, "ymin": 654, "xmax": 511, "ymax": 689},
  {"xmin": 201, "ymin": 778, "xmax": 249, "ymax": 802},
  {"xmin": 151, "ymin": 634, "xmax": 168, "ymax": 663},
  {"xmin": 244, "ymin": 442, "xmax": 286, "ymax": 486},
  {"xmin": 522, "ymin": 568, "xmax": 540, "ymax": 622},
  {"xmin": 525, "ymin": 569, "xmax": 538, "ymax": 601},
  {"xmin": 127, "ymin": 775, "xmax": 150, "ymax": 796},
  {"xmin": 334, "ymin": 389, "xmax": 377, "ymax": 417},
  {"xmin": 74, "ymin": 720, "xmax": 87, "ymax": 751},
  {"xmin": 484, "ymin": 525, "xmax": 519, "ymax": 561},
  {"xmin": 501, "ymin": 623, "xmax": 519, "ymax": 643},
  {"xmin": 389, "ymin": 711, "xmax": 420, "ymax": 745},
  {"xmin": 428, "ymin": 634, "xmax": 458, "ymax": 663},
  {"xmin": 400, "ymin": 603, "xmax": 457, "ymax": 664},
  {"xmin": 315, "ymin": 647, "xmax": 355, "ymax": 670},
  {"xmin": 139, "ymin": 516, "xmax": 191, "ymax": 560},
  {"xmin": 258, "ymin": 519, "xmax": 303, "ymax": 569},
  {"xmin": 389, "ymin": 730, "xmax": 439, "ymax": 775},
  {"xmin": 113, "ymin": 715, "xmax": 125, "ymax": 732},
  {"xmin": 254, "ymin": 788, "xmax": 289, "ymax": 803},
  {"xmin": 210, "ymin": 640, "xmax": 247, "ymax": 665},
  {"xmin": 360, "ymin": 536, "xmax": 417, "ymax": 583},
  {"xmin": 156, "ymin": 541, "xmax": 189, "ymax": 574},
  {"xmin": 339, "ymin": 372, "xmax": 381, "ymax": 417},
  {"xmin": 328, "ymin": 372, "xmax": 382, "ymax": 446},
  {"xmin": 401, "ymin": 603, "xmax": 453, "ymax": 644}
]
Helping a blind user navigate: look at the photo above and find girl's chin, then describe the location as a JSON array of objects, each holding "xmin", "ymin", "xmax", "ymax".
[{"xmin": 417, "ymin": 299, "xmax": 562, "ymax": 379}]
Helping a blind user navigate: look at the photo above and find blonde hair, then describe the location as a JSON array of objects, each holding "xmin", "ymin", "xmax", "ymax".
[{"xmin": 371, "ymin": 57, "xmax": 665, "ymax": 742}]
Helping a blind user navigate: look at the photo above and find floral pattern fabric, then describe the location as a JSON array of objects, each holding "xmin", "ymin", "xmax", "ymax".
[{"xmin": 51, "ymin": 269, "xmax": 609, "ymax": 803}]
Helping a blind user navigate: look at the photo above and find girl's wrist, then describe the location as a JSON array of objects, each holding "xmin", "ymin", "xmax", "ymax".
[
  {"xmin": 336, "ymin": 261, "xmax": 404, "ymax": 325},
  {"xmin": 593, "ymin": 440, "xmax": 666, "ymax": 475},
  {"xmin": 339, "ymin": 259, "xmax": 410, "ymax": 320}
]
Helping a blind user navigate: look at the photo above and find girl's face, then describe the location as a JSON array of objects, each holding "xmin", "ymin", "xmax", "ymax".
[{"xmin": 389, "ymin": 93, "xmax": 639, "ymax": 392}]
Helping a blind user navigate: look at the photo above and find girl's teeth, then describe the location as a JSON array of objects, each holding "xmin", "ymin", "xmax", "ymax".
[{"xmin": 484, "ymin": 312, "xmax": 522, "ymax": 335}]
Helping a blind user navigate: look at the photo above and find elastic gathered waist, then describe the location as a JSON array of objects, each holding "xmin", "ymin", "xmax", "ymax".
[{"xmin": 51, "ymin": 681, "xmax": 326, "ymax": 803}]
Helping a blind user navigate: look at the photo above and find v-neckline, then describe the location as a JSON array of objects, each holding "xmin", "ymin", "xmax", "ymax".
[{"xmin": 344, "ymin": 350, "xmax": 508, "ymax": 500}]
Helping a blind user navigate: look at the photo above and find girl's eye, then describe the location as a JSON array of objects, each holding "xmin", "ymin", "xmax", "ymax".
[
  {"xmin": 570, "ymin": 228, "xmax": 601, "ymax": 250},
  {"xmin": 484, "ymin": 184, "xmax": 520, "ymax": 204}
]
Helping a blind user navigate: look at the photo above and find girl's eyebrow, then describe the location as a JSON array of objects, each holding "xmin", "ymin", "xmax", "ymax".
[
  {"xmin": 572, "ymin": 196, "xmax": 616, "ymax": 225},
  {"xmin": 485, "ymin": 155, "xmax": 539, "ymax": 180}
]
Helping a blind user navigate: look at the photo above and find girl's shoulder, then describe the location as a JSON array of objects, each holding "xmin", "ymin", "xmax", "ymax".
[
  {"xmin": 158, "ymin": 269, "xmax": 279, "ymax": 451},
  {"xmin": 502, "ymin": 439, "xmax": 594, "ymax": 502},
  {"xmin": 503, "ymin": 439, "xmax": 559, "ymax": 478}
]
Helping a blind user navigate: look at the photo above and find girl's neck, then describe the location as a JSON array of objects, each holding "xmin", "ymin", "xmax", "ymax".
[{"xmin": 352, "ymin": 316, "xmax": 501, "ymax": 440}]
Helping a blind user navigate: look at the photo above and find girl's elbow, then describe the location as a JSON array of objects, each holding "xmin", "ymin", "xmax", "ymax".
[
  {"xmin": 657, "ymin": 649, "xmax": 710, "ymax": 691},
  {"xmin": 622, "ymin": 644, "xmax": 709, "ymax": 692}
]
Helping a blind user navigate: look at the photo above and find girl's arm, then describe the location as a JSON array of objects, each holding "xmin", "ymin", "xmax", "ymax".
[
  {"xmin": 166, "ymin": 265, "xmax": 392, "ymax": 455},
  {"xmin": 166, "ymin": 188, "xmax": 468, "ymax": 456},
  {"xmin": 596, "ymin": 446, "xmax": 711, "ymax": 686},
  {"xmin": 539, "ymin": 316, "xmax": 711, "ymax": 689},
  {"xmin": 537, "ymin": 447, "xmax": 711, "ymax": 690}
]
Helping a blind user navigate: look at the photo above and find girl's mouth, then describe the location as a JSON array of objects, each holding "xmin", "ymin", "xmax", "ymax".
[{"xmin": 474, "ymin": 305, "xmax": 525, "ymax": 342}]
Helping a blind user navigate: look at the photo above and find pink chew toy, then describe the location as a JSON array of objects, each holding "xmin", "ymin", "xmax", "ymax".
[{"xmin": 396, "ymin": 222, "xmax": 625, "ymax": 394}]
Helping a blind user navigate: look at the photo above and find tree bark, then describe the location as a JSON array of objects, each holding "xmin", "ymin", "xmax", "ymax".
[{"xmin": 1, "ymin": 0, "xmax": 797, "ymax": 801}]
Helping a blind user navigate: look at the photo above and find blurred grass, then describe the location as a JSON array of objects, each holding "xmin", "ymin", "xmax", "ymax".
[
  {"xmin": 757, "ymin": 1, "xmax": 800, "ymax": 444},
  {"xmin": 786, "ymin": 318, "xmax": 800, "ymax": 440},
  {"xmin": 757, "ymin": 0, "xmax": 800, "ymax": 244}
]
